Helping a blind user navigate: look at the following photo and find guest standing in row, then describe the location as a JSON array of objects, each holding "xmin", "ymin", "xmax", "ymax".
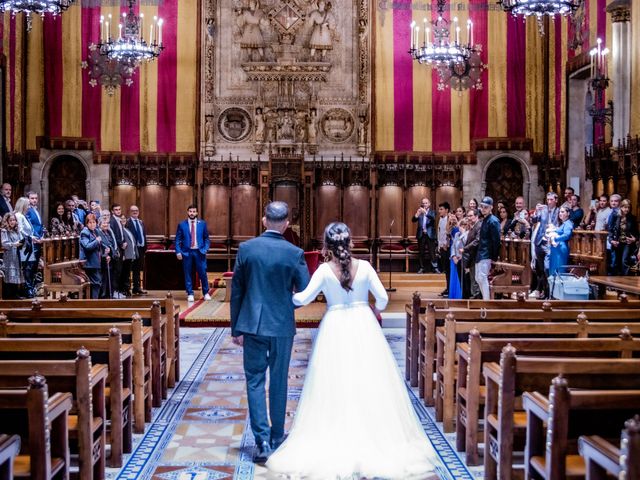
[
  {"xmin": 411, "ymin": 198, "xmax": 436, "ymax": 274},
  {"xmin": 79, "ymin": 214, "xmax": 102, "ymax": 299},
  {"xmin": 548, "ymin": 206, "xmax": 574, "ymax": 276},
  {"xmin": 0, "ymin": 213, "xmax": 24, "ymax": 298},
  {"xmin": 609, "ymin": 199, "xmax": 638, "ymax": 275},
  {"xmin": 126, "ymin": 205, "xmax": 148, "ymax": 295}
]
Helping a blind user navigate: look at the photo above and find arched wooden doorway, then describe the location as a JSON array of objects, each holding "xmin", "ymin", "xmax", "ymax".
[
  {"xmin": 48, "ymin": 155, "xmax": 87, "ymax": 217},
  {"xmin": 484, "ymin": 157, "xmax": 523, "ymax": 212}
]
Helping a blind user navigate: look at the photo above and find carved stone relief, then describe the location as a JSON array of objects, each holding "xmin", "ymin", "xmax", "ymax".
[{"xmin": 201, "ymin": 0, "xmax": 371, "ymax": 159}]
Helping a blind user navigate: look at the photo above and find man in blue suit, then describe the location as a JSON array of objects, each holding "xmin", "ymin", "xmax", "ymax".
[
  {"xmin": 24, "ymin": 191, "xmax": 44, "ymax": 298},
  {"xmin": 175, "ymin": 204, "xmax": 211, "ymax": 302},
  {"xmin": 230, "ymin": 201, "xmax": 310, "ymax": 464}
]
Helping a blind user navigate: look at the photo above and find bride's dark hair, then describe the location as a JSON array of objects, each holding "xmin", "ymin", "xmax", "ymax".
[{"xmin": 323, "ymin": 222, "xmax": 353, "ymax": 292}]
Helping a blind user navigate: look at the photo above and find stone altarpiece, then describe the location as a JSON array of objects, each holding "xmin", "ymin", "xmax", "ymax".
[{"xmin": 200, "ymin": 0, "xmax": 371, "ymax": 245}]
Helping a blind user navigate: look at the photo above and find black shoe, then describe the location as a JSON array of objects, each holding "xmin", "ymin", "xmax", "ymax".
[
  {"xmin": 253, "ymin": 440, "xmax": 272, "ymax": 464},
  {"xmin": 439, "ymin": 289, "xmax": 449, "ymax": 296},
  {"xmin": 271, "ymin": 435, "xmax": 286, "ymax": 450},
  {"xmin": 132, "ymin": 289, "xmax": 148, "ymax": 295}
]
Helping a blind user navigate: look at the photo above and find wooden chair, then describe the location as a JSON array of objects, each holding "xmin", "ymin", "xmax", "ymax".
[
  {"xmin": 490, "ymin": 237, "xmax": 532, "ymax": 298},
  {"xmin": 523, "ymin": 378, "xmax": 640, "ymax": 480},
  {"xmin": 579, "ymin": 415, "xmax": 640, "ymax": 480},
  {"xmin": 0, "ymin": 375, "xmax": 72, "ymax": 480}
]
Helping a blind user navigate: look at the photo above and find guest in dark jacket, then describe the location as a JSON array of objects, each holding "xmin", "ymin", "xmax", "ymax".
[
  {"xmin": 608, "ymin": 199, "xmax": 638, "ymax": 275},
  {"xmin": 79, "ymin": 214, "xmax": 102, "ymax": 299},
  {"xmin": 475, "ymin": 197, "xmax": 501, "ymax": 300}
]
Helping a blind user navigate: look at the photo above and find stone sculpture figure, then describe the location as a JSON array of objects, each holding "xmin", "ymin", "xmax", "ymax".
[
  {"xmin": 237, "ymin": 0, "xmax": 267, "ymax": 61},
  {"xmin": 307, "ymin": 109, "xmax": 318, "ymax": 144},
  {"xmin": 308, "ymin": 1, "xmax": 335, "ymax": 61},
  {"xmin": 278, "ymin": 111, "xmax": 295, "ymax": 141},
  {"xmin": 255, "ymin": 107, "xmax": 265, "ymax": 142}
]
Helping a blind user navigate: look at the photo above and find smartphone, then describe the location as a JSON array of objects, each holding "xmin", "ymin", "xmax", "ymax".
[{"xmin": 590, "ymin": 199, "xmax": 597, "ymax": 209}]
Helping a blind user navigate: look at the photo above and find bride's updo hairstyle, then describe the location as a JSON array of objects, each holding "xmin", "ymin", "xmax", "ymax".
[{"xmin": 323, "ymin": 222, "xmax": 353, "ymax": 292}]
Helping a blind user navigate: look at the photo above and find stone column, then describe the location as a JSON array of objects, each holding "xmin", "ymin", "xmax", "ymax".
[{"xmin": 607, "ymin": 0, "xmax": 631, "ymax": 145}]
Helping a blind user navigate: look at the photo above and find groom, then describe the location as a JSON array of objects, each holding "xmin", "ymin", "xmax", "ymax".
[{"xmin": 230, "ymin": 201, "xmax": 310, "ymax": 464}]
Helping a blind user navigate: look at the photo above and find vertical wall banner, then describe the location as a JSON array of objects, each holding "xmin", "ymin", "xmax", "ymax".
[
  {"xmin": 26, "ymin": 16, "xmax": 44, "ymax": 151},
  {"xmin": 81, "ymin": 2, "xmax": 102, "ymax": 149},
  {"xmin": 139, "ymin": 1, "xmax": 160, "ymax": 152},
  {"xmin": 392, "ymin": 0, "xmax": 413, "ymax": 151},
  {"xmin": 62, "ymin": 4, "xmax": 82, "ymax": 137},
  {"xmin": 43, "ymin": 15, "xmax": 63, "ymax": 138},
  {"xmin": 120, "ymin": 2, "xmax": 140, "ymax": 152},
  {"xmin": 157, "ymin": 0, "xmax": 178, "ymax": 153},
  {"xmin": 506, "ymin": 14, "xmax": 526, "ymax": 138},
  {"xmin": 375, "ymin": 1, "xmax": 395, "ymax": 150},
  {"xmin": 175, "ymin": 0, "xmax": 197, "ymax": 152},
  {"xmin": 469, "ymin": 0, "xmax": 489, "ymax": 140},
  {"xmin": 430, "ymin": 4, "xmax": 451, "ymax": 152}
]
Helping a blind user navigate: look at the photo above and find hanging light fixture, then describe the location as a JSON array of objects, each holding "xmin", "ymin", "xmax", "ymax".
[
  {"xmin": 587, "ymin": 38, "xmax": 613, "ymax": 127},
  {"xmin": 409, "ymin": 0, "xmax": 472, "ymax": 67},
  {"xmin": 409, "ymin": 0, "xmax": 485, "ymax": 92},
  {"xmin": 498, "ymin": 0, "xmax": 583, "ymax": 20},
  {"xmin": 0, "ymin": 0, "xmax": 75, "ymax": 31},
  {"xmin": 97, "ymin": 0, "xmax": 163, "ymax": 68}
]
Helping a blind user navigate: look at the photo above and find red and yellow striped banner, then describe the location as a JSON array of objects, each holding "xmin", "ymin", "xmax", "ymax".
[{"xmin": 373, "ymin": 0, "xmax": 612, "ymax": 154}]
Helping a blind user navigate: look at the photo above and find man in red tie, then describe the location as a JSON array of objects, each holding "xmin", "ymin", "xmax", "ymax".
[{"xmin": 175, "ymin": 204, "xmax": 211, "ymax": 302}]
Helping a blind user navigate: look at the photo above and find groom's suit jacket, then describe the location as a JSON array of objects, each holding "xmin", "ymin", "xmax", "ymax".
[{"xmin": 231, "ymin": 231, "xmax": 310, "ymax": 338}]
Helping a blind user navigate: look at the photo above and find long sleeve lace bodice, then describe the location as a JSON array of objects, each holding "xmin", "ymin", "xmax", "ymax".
[{"xmin": 292, "ymin": 260, "xmax": 388, "ymax": 311}]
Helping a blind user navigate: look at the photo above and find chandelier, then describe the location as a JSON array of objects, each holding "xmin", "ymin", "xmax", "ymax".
[
  {"xmin": 498, "ymin": 0, "xmax": 583, "ymax": 19},
  {"xmin": 0, "ymin": 0, "xmax": 74, "ymax": 30},
  {"xmin": 409, "ymin": 0, "xmax": 472, "ymax": 67},
  {"xmin": 97, "ymin": 0, "xmax": 163, "ymax": 68}
]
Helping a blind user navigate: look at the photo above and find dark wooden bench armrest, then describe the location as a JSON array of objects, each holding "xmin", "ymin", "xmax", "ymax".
[
  {"xmin": 47, "ymin": 392, "xmax": 73, "ymax": 418},
  {"xmin": 578, "ymin": 435, "xmax": 620, "ymax": 473},
  {"xmin": 522, "ymin": 391, "xmax": 550, "ymax": 419},
  {"xmin": 492, "ymin": 261, "xmax": 525, "ymax": 272}
]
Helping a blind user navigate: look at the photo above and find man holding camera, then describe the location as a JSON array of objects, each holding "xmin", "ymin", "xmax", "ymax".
[{"xmin": 411, "ymin": 198, "xmax": 437, "ymax": 274}]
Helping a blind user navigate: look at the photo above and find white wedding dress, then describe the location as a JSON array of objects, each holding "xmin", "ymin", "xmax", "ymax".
[{"xmin": 266, "ymin": 260, "xmax": 440, "ymax": 479}]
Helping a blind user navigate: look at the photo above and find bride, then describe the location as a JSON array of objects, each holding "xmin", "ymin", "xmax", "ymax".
[{"xmin": 266, "ymin": 222, "xmax": 440, "ymax": 479}]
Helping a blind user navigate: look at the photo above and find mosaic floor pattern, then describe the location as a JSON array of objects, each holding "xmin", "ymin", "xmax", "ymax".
[{"xmin": 108, "ymin": 328, "xmax": 482, "ymax": 480}]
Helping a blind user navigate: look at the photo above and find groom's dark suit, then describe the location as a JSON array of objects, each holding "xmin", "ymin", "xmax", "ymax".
[{"xmin": 231, "ymin": 230, "xmax": 310, "ymax": 448}]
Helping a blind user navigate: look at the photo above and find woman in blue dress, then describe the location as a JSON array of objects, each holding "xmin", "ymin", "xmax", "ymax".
[{"xmin": 547, "ymin": 205, "xmax": 574, "ymax": 275}]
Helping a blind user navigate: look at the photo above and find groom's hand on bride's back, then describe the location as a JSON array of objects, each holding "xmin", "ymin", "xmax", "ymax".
[{"xmin": 232, "ymin": 335, "xmax": 244, "ymax": 347}]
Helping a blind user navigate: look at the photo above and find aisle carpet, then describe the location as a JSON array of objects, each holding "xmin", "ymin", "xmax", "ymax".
[
  {"xmin": 180, "ymin": 289, "xmax": 326, "ymax": 328},
  {"xmin": 109, "ymin": 327, "xmax": 479, "ymax": 480}
]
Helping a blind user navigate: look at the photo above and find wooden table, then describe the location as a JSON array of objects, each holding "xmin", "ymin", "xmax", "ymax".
[{"xmin": 589, "ymin": 276, "xmax": 640, "ymax": 298}]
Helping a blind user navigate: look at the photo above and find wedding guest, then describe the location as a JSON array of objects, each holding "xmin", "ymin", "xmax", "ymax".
[
  {"xmin": 531, "ymin": 192, "xmax": 559, "ymax": 299},
  {"xmin": 475, "ymin": 197, "xmax": 501, "ymax": 300},
  {"xmin": 79, "ymin": 214, "xmax": 102, "ymax": 299},
  {"xmin": 568, "ymin": 194, "xmax": 584, "ymax": 226},
  {"xmin": 411, "ymin": 198, "xmax": 436, "ymax": 274},
  {"xmin": 548, "ymin": 206, "xmax": 574, "ymax": 276},
  {"xmin": 1, "ymin": 212, "xmax": 24, "ymax": 298},
  {"xmin": 437, "ymin": 202, "xmax": 451, "ymax": 296},
  {"xmin": 460, "ymin": 208, "xmax": 481, "ymax": 299},
  {"xmin": 119, "ymin": 216, "xmax": 138, "ymax": 297},
  {"xmin": 454, "ymin": 206, "xmax": 466, "ymax": 222},
  {"xmin": 126, "ymin": 205, "xmax": 147, "ymax": 295},
  {"xmin": 14, "ymin": 197, "xmax": 39, "ymax": 298},
  {"xmin": 467, "ymin": 198, "xmax": 478, "ymax": 211},
  {"xmin": 175, "ymin": 204, "xmax": 211, "ymax": 303},
  {"xmin": 507, "ymin": 196, "xmax": 531, "ymax": 239},
  {"xmin": 0, "ymin": 183, "xmax": 13, "ymax": 216},
  {"xmin": 449, "ymin": 219, "xmax": 469, "ymax": 300},
  {"xmin": 582, "ymin": 194, "xmax": 611, "ymax": 231},
  {"xmin": 97, "ymin": 216, "xmax": 118, "ymax": 299},
  {"xmin": 608, "ymin": 199, "xmax": 638, "ymax": 275},
  {"xmin": 497, "ymin": 206, "xmax": 511, "ymax": 236}
]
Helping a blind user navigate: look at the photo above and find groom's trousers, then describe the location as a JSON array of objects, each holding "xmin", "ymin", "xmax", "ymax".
[{"xmin": 243, "ymin": 334, "xmax": 294, "ymax": 445}]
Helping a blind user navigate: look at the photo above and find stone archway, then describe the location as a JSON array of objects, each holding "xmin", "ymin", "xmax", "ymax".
[
  {"xmin": 483, "ymin": 156, "xmax": 524, "ymax": 211},
  {"xmin": 47, "ymin": 155, "xmax": 88, "ymax": 217}
]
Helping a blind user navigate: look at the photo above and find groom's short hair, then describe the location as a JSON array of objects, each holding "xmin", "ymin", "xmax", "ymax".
[{"xmin": 265, "ymin": 201, "xmax": 288, "ymax": 223}]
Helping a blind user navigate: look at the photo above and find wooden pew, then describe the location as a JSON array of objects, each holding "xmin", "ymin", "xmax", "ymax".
[
  {"xmin": 455, "ymin": 327, "xmax": 640, "ymax": 465},
  {"xmin": 482, "ymin": 350, "xmax": 640, "ymax": 480},
  {"xmin": 0, "ymin": 435, "xmax": 20, "ymax": 480},
  {"xmin": 0, "ymin": 350, "xmax": 107, "ymax": 479},
  {"xmin": 0, "ymin": 293, "xmax": 180, "ymax": 387},
  {"xmin": 523, "ymin": 378, "xmax": 640, "ymax": 479},
  {"xmin": 490, "ymin": 237, "xmax": 532, "ymax": 299},
  {"xmin": 404, "ymin": 292, "xmax": 640, "ymax": 396},
  {"xmin": 41, "ymin": 235, "xmax": 91, "ymax": 299},
  {"xmin": 0, "ymin": 375, "xmax": 73, "ymax": 480},
  {"xmin": 579, "ymin": 415, "xmax": 640, "ymax": 480},
  {"xmin": 0, "ymin": 332, "xmax": 133, "ymax": 468},
  {"xmin": 3, "ymin": 304, "xmax": 168, "ymax": 407},
  {"xmin": 420, "ymin": 307, "xmax": 640, "ymax": 407},
  {"xmin": 0, "ymin": 315, "xmax": 151, "ymax": 434}
]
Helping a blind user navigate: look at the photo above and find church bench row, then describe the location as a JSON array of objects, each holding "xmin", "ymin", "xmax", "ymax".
[
  {"xmin": 453, "ymin": 327, "xmax": 640, "ymax": 466},
  {"xmin": 417, "ymin": 307, "xmax": 640, "ymax": 408},
  {"xmin": 0, "ymin": 333, "xmax": 133, "ymax": 468},
  {"xmin": 0, "ymin": 434, "xmax": 21, "ymax": 480},
  {"xmin": 0, "ymin": 293, "xmax": 181, "ymax": 388},
  {"xmin": 579, "ymin": 417, "xmax": 640, "ymax": 480},
  {"xmin": 2, "ymin": 304, "xmax": 168, "ymax": 408},
  {"xmin": 404, "ymin": 293, "xmax": 640, "ymax": 394},
  {"xmin": 0, "ymin": 315, "xmax": 152, "ymax": 434},
  {"xmin": 523, "ymin": 381, "xmax": 640, "ymax": 480},
  {"xmin": 435, "ymin": 317, "xmax": 640, "ymax": 435},
  {"xmin": 482, "ymin": 351, "xmax": 640, "ymax": 480},
  {"xmin": 0, "ymin": 352, "xmax": 107, "ymax": 480},
  {"xmin": 0, "ymin": 376, "xmax": 73, "ymax": 480}
]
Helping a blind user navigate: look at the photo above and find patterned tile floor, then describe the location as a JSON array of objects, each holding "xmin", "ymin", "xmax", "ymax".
[{"xmin": 107, "ymin": 327, "xmax": 482, "ymax": 480}]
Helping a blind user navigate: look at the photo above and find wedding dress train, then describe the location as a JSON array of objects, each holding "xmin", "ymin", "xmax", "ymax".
[{"xmin": 266, "ymin": 260, "xmax": 440, "ymax": 479}]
